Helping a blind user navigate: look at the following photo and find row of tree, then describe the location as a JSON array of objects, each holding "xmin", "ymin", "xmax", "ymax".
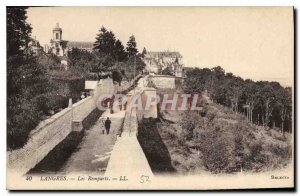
[
  {"xmin": 93, "ymin": 27, "xmax": 138, "ymax": 61},
  {"xmin": 184, "ymin": 66, "xmax": 292, "ymax": 135},
  {"xmin": 68, "ymin": 27, "xmax": 146, "ymax": 84}
]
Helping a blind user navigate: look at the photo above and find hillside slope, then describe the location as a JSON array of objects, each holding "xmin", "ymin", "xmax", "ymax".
[{"xmin": 139, "ymin": 93, "xmax": 293, "ymax": 175}]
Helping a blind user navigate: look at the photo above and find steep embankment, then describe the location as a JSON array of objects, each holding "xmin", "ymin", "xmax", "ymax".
[
  {"xmin": 137, "ymin": 118, "xmax": 176, "ymax": 174},
  {"xmin": 139, "ymin": 93, "xmax": 292, "ymax": 175}
]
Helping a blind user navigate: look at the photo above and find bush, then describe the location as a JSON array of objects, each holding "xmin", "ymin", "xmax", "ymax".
[
  {"xmin": 38, "ymin": 53, "xmax": 61, "ymax": 68},
  {"xmin": 112, "ymin": 70, "xmax": 122, "ymax": 85},
  {"xmin": 7, "ymin": 98, "xmax": 42, "ymax": 150},
  {"xmin": 161, "ymin": 67, "xmax": 175, "ymax": 76},
  {"xmin": 267, "ymin": 143, "xmax": 292, "ymax": 169},
  {"xmin": 206, "ymin": 109, "xmax": 217, "ymax": 122},
  {"xmin": 199, "ymin": 127, "xmax": 235, "ymax": 173}
]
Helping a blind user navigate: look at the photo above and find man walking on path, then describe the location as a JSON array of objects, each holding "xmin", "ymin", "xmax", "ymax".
[{"xmin": 105, "ymin": 117, "xmax": 112, "ymax": 134}]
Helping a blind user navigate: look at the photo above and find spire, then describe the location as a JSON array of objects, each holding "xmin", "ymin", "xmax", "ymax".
[{"xmin": 56, "ymin": 23, "xmax": 59, "ymax": 28}]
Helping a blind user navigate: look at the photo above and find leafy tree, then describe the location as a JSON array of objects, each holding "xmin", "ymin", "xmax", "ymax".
[
  {"xmin": 93, "ymin": 26, "xmax": 116, "ymax": 56},
  {"xmin": 275, "ymin": 88, "xmax": 291, "ymax": 135},
  {"xmin": 7, "ymin": 7, "xmax": 32, "ymax": 56},
  {"xmin": 184, "ymin": 68, "xmax": 210, "ymax": 94},
  {"xmin": 126, "ymin": 35, "xmax": 138, "ymax": 57},
  {"xmin": 68, "ymin": 48, "xmax": 95, "ymax": 70},
  {"xmin": 112, "ymin": 70, "xmax": 122, "ymax": 86},
  {"xmin": 242, "ymin": 80, "xmax": 259, "ymax": 123},
  {"xmin": 258, "ymin": 84, "xmax": 276, "ymax": 127},
  {"xmin": 126, "ymin": 55, "xmax": 146, "ymax": 74},
  {"xmin": 141, "ymin": 47, "xmax": 147, "ymax": 58},
  {"xmin": 38, "ymin": 53, "xmax": 61, "ymax": 69},
  {"xmin": 208, "ymin": 67, "xmax": 226, "ymax": 102},
  {"xmin": 226, "ymin": 77, "xmax": 244, "ymax": 113},
  {"xmin": 113, "ymin": 39, "xmax": 127, "ymax": 62},
  {"xmin": 7, "ymin": 7, "xmax": 51, "ymax": 149},
  {"xmin": 182, "ymin": 66, "xmax": 292, "ymax": 133},
  {"xmin": 211, "ymin": 66, "xmax": 225, "ymax": 79},
  {"xmin": 7, "ymin": 57, "xmax": 49, "ymax": 150}
]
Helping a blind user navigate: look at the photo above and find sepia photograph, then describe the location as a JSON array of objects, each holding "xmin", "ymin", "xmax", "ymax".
[{"xmin": 6, "ymin": 6, "xmax": 294, "ymax": 190}]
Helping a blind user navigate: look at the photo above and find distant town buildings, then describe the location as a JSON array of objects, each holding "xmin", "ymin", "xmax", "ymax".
[
  {"xmin": 45, "ymin": 23, "xmax": 93, "ymax": 57},
  {"xmin": 32, "ymin": 23, "xmax": 184, "ymax": 75},
  {"xmin": 143, "ymin": 51, "xmax": 184, "ymax": 77}
]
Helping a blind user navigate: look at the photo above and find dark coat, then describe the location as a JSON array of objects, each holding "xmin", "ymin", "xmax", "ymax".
[{"xmin": 105, "ymin": 119, "xmax": 111, "ymax": 128}]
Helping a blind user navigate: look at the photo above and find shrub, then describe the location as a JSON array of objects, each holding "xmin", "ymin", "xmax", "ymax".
[
  {"xmin": 268, "ymin": 143, "xmax": 292, "ymax": 162},
  {"xmin": 7, "ymin": 98, "xmax": 42, "ymax": 150},
  {"xmin": 206, "ymin": 108, "xmax": 217, "ymax": 122},
  {"xmin": 112, "ymin": 70, "xmax": 122, "ymax": 85},
  {"xmin": 199, "ymin": 127, "xmax": 234, "ymax": 173},
  {"xmin": 274, "ymin": 135, "xmax": 287, "ymax": 142},
  {"xmin": 161, "ymin": 67, "xmax": 175, "ymax": 76}
]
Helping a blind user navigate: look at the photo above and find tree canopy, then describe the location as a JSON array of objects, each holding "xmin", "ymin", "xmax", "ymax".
[
  {"xmin": 126, "ymin": 35, "xmax": 138, "ymax": 57},
  {"xmin": 7, "ymin": 7, "xmax": 32, "ymax": 57},
  {"xmin": 184, "ymin": 66, "xmax": 292, "ymax": 134},
  {"xmin": 7, "ymin": 7, "xmax": 52, "ymax": 149},
  {"xmin": 93, "ymin": 26, "xmax": 116, "ymax": 56}
]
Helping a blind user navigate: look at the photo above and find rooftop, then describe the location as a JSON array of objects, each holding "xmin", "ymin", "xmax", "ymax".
[
  {"xmin": 66, "ymin": 41, "xmax": 94, "ymax": 49},
  {"xmin": 146, "ymin": 51, "xmax": 183, "ymax": 58}
]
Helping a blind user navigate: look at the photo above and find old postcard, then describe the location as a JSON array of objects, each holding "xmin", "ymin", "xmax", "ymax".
[{"xmin": 6, "ymin": 6, "xmax": 294, "ymax": 190}]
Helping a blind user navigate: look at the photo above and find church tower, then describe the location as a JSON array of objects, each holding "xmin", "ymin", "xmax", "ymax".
[
  {"xmin": 53, "ymin": 23, "xmax": 62, "ymax": 41},
  {"xmin": 50, "ymin": 23, "xmax": 66, "ymax": 56}
]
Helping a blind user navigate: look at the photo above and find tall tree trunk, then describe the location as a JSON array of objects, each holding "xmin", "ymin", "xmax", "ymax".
[
  {"xmin": 250, "ymin": 109, "xmax": 253, "ymax": 124},
  {"xmin": 247, "ymin": 108, "xmax": 249, "ymax": 121}
]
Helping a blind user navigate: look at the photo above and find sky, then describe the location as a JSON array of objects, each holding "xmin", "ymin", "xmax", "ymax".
[{"xmin": 26, "ymin": 7, "xmax": 294, "ymax": 87}]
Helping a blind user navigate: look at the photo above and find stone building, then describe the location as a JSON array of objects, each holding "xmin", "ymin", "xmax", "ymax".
[
  {"xmin": 143, "ymin": 51, "xmax": 184, "ymax": 77},
  {"xmin": 45, "ymin": 23, "xmax": 93, "ymax": 57}
]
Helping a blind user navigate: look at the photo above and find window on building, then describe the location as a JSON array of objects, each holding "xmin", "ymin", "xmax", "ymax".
[{"xmin": 56, "ymin": 33, "xmax": 59, "ymax": 40}]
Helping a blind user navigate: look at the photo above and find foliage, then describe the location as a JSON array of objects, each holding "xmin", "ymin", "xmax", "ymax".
[
  {"xmin": 7, "ymin": 23, "xmax": 52, "ymax": 149},
  {"xmin": 7, "ymin": 96, "xmax": 44, "ymax": 150},
  {"xmin": 93, "ymin": 26, "xmax": 116, "ymax": 56},
  {"xmin": 126, "ymin": 35, "xmax": 138, "ymax": 57},
  {"xmin": 38, "ymin": 53, "xmax": 61, "ymax": 69},
  {"xmin": 199, "ymin": 127, "xmax": 235, "ymax": 173},
  {"xmin": 183, "ymin": 67, "xmax": 292, "ymax": 133},
  {"xmin": 161, "ymin": 67, "xmax": 175, "ymax": 76},
  {"xmin": 174, "ymin": 105, "xmax": 292, "ymax": 173},
  {"xmin": 126, "ymin": 55, "xmax": 146, "ymax": 73},
  {"xmin": 7, "ymin": 7, "xmax": 32, "ymax": 56},
  {"xmin": 7, "ymin": 19, "xmax": 146, "ymax": 149},
  {"xmin": 112, "ymin": 70, "xmax": 123, "ymax": 85},
  {"xmin": 6, "ymin": 7, "xmax": 83, "ymax": 149},
  {"xmin": 141, "ymin": 47, "xmax": 147, "ymax": 58},
  {"xmin": 73, "ymin": 26, "xmax": 146, "ymax": 81},
  {"xmin": 114, "ymin": 39, "xmax": 127, "ymax": 61}
]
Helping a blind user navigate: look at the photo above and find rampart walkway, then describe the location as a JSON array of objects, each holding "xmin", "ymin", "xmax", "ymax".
[
  {"xmin": 61, "ymin": 110, "xmax": 125, "ymax": 174},
  {"xmin": 105, "ymin": 76, "xmax": 154, "ymax": 180}
]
